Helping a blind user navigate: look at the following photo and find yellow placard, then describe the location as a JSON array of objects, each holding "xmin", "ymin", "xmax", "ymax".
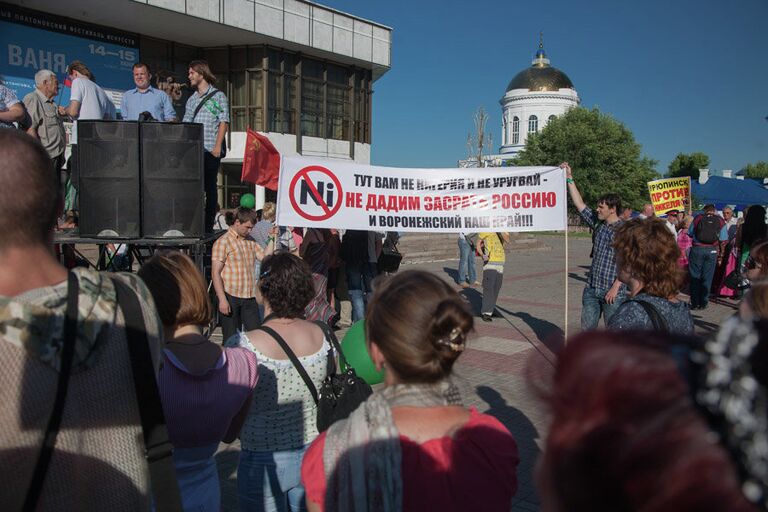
[{"xmin": 647, "ymin": 177, "xmax": 691, "ymax": 215}]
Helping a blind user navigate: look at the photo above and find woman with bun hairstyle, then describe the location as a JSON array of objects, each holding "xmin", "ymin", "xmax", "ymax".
[{"xmin": 300, "ymin": 270, "xmax": 519, "ymax": 512}]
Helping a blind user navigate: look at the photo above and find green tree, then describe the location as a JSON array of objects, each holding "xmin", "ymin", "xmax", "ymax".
[
  {"xmin": 668, "ymin": 152, "xmax": 710, "ymax": 179},
  {"xmin": 513, "ymin": 107, "xmax": 658, "ymax": 211},
  {"xmin": 742, "ymin": 161, "xmax": 768, "ymax": 179}
]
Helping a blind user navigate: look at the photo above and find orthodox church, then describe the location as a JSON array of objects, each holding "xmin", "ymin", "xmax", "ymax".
[{"xmin": 460, "ymin": 37, "xmax": 579, "ymax": 166}]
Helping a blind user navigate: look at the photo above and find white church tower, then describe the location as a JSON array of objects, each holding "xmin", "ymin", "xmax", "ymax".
[{"xmin": 499, "ymin": 35, "xmax": 580, "ymax": 156}]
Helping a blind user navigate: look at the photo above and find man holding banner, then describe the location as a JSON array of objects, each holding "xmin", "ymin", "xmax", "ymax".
[{"xmin": 562, "ymin": 163, "xmax": 626, "ymax": 329}]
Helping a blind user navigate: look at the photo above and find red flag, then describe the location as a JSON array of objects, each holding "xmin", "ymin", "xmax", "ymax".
[
  {"xmin": 241, "ymin": 129, "xmax": 280, "ymax": 190},
  {"xmin": 62, "ymin": 75, "xmax": 72, "ymax": 88}
]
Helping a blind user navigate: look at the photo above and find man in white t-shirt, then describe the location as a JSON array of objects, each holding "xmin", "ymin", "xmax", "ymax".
[
  {"xmin": 59, "ymin": 60, "xmax": 115, "ymax": 125},
  {"xmin": 58, "ymin": 61, "xmax": 115, "ymax": 215}
]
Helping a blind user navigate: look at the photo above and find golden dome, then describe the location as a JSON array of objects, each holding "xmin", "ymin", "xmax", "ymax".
[{"xmin": 505, "ymin": 41, "xmax": 574, "ymax": 93}]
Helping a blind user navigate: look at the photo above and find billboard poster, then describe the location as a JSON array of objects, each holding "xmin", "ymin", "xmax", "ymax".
[{"xmin": 0, "ymin": 2, "xmax": 138, "ymax": 110}]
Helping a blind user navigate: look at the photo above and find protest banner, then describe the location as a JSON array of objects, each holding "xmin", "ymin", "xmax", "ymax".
[
  {"xmin": 647, "ymin": 176, "xmax": 691, "ymax": 215},
  {"xmin": 276, "ymin": 156, "xmax": 566, "ymax": 233}
]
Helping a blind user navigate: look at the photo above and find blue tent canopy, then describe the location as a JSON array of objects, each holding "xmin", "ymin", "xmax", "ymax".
[{"xmin": 691, "ymin": 176, "xmax": 768, "ymax": 210}]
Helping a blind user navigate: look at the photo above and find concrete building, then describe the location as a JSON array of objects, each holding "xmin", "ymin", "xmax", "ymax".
[{"xmin": 1, "ymin": 0, "xmax": 391, "ymax": 207}]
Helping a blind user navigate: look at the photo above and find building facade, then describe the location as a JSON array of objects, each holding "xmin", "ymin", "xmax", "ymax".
[
  {"xmin": 1, "ymin": 0, "xmax": 391, "ymax": 207},
  {"xmin": 458, "ymin": 38, "xmax": 578, "ymax": 167},
  {"xmin": 498, "ymin": 40, "xmax": 579, "ymax": 156}
]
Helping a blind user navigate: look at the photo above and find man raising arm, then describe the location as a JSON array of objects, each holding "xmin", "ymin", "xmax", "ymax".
[{"xmin": 561, "ymin": 162, "xmax": 626, "ymax": 329}]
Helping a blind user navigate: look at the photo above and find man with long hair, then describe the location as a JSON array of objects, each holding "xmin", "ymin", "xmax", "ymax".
[{"xmin": 183, "ymin": 60, "xmax": 229, "ymax": 233}]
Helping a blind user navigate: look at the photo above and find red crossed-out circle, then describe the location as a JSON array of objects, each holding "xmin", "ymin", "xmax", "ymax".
[{"xmin": 289, "ymin": 165, "xmax": 344, "ymax": 221}]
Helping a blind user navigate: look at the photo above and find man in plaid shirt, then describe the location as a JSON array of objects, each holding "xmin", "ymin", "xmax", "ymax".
[
  {"xmin": 212, "ymin": 207, "xmax": 275, "ymax": 342},
  {"xmin": 183, "ymin": 60, "xmax": 229, "ymax": 233},
  {"xmin": 561, "ymin": 162, "xmax": 627, "ymax": 329}
]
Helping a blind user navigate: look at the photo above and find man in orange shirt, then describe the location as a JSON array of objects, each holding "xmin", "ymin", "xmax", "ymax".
[{"xmin": 212, "ymin": 207, "xmax": 274, "ymax": 342}]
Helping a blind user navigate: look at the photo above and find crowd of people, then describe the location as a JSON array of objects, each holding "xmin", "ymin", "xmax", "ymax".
[{"xmin": 2, "ymin": 96, "xmax": 768, "ymax": 511}]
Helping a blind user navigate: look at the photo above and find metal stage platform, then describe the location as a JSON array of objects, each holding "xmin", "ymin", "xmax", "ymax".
[{"xmin": 54, "ymin": 230, "xmax": 224, "ymax": 274}]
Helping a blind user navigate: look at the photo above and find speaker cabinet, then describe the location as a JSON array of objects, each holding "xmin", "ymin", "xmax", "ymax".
[
  {"xmin": 77, "ymin": 121, "xmax": 140, "ymax": 238},
  {"xmin": 140, "ymin": 123, "xmax": 204, "ymax": 238}
]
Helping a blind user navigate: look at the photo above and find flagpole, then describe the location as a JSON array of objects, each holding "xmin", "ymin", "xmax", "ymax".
[
  {"xmin": 564, "ymin": 222, "xmax": 569, "ymax": 341},
  {"xmin": 563, "ymin": 169, "xmax": 569, "ymax": 342}
]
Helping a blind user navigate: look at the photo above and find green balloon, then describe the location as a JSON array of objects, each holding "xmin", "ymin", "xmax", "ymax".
[
  {"xmin": 340, "ymin": 320, "xmax": 384, "ymax": 385},
  {"xmin": 240, "ymin": 193, "xmax": 256, "ymax": 209}
]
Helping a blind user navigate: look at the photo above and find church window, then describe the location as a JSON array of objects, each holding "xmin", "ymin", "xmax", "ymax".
[
  {"xmin": 548, "ymin": 114, "xmax": 556, "ymax": 123},
  {"xmin": 528, "ymin": 115, "xmax": 538, "ymax": 134},
  {"xmin": 512, "ymin": 116, "xmax": 519, "ymax": 144}
]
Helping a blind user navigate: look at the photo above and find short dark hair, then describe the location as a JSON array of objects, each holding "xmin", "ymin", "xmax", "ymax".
[
  {"xmin": 0, "ymin": 130, "xmax": 59, "ymax": 249},
  {"xmin": 188, "ymin": 60, "xmax": 216, "ymax": 85},
  {"xmin": 597, "ymin": 193, "xmax": 621, "ymax": 213},
  {"xmin": 258, "ymin": 253, "xmax": 314, "ymax": 318},
  {"xmin": 233, "ymin": 207, "xmax": 256, "ymax": 224},
  {"xmin": 132, "ymin": 62, "xmax": 150, "ymax": 73},
  {"xmin": 704, "ymin": 204, "xmax": 716, "ymax": 213}
]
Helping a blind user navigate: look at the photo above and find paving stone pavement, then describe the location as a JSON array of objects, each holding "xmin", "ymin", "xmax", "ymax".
[{"xmin": 211, "ymin": 234, "xmax": 737, "ymax": 511}]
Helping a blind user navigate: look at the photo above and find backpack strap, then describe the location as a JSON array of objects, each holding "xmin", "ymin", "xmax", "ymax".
[
  {"xmin": 23, "ymin": 273, "xmax": 79, "ymax": 512},
  {"xmin": 191, "ymin": 89, "xmax": 218, "ymax": 121},
  {"xmin": 111, "ymin": 277, "xmax": 183, "ymax": 512},
  {"xmin": 623, "ymin": 298, "xmax": 668, "ymax": 332},
  {"xmin": 258, "ymin": 325, "xmax": 319, "ymax": 405}
]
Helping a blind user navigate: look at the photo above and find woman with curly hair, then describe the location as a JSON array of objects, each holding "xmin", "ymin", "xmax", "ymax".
[
  {"xmin": 608, "ymin": 217, "xmax": 693, "ymax": 333},
  {"xmin": 229, "ymin": 253, "xmax": 332, "ymax": 511}
]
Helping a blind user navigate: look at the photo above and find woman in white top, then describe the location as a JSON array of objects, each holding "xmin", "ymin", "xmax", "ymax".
[{"xmin": 229, "ymin": 252, "xmax": 331, "ymax": 512}]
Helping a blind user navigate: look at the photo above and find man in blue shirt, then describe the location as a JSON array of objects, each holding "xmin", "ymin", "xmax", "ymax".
[
  {"xmin": 121, "ymin": 63, "xmax": 176, "ymax": 122},
  {"xmin": 688, "ymin": 204, "xmax": 728, "ymax": 310},
  {"xmin": 561, "ymin": 162, "xmax": 626, "ymax": 329}
]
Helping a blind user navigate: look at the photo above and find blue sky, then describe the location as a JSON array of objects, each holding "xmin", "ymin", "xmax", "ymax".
[{"xmin": 322, "ymin": 0, "xmax": 768, "ymax": 174}]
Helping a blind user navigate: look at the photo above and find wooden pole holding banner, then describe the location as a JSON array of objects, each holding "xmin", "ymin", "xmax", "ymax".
[{"xmin": 565, "ymin": 223, "xmax": 569, "ymax": 341}]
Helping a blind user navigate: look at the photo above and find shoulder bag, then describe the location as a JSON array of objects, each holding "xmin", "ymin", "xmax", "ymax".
[
  {"xmin": 257, "ymin": 321, "xmax": 372, "ymax": 432},
  {"xmin": 621, "ymin": 298, "xmax": 668, "ymax": 332}
]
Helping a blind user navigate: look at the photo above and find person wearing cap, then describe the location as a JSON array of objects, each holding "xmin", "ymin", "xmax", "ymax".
[{"xmin": 663, "ymin": 210, "xmax": 679, "ymax": 240}]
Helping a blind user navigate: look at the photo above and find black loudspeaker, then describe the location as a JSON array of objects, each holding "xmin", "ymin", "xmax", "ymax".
[
  {"xmin": 77, "ymin": 121, "xmax": 141, "ymax": 238},
  {"xmin": 141, "ymin": 123, "xmax": 204, "ymax": 238}
]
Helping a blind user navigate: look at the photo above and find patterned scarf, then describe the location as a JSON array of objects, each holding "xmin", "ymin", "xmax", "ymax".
[{"xmin": 322, "ymin": 380, "xmax": 463, "ymax": 512}]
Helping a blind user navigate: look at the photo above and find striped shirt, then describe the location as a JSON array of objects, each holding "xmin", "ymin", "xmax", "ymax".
[
  {"xmin": 212, "ymin": 228, "xmax": 261, "ymax": 298},
  {"xmin": 159, "ymin": 347, "xmax": 258, "ymax": 448}
]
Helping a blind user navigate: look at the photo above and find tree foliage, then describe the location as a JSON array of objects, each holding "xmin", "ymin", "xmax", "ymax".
[
  {"xmin": 513, "ymin": 107, "xmax": 658, "ymax": 211},
  {"xmin": 668, "ymin": 152, "xmax": 710, "ymax": 179},
  {"xmin": 742, "ymin": 161, "xmax": 768, "ymax": 179}
]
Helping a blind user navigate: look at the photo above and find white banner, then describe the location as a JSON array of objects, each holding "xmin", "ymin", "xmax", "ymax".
[{"xmin": 276, "ymin": 156, "xmax": 566, "ymax": 233}]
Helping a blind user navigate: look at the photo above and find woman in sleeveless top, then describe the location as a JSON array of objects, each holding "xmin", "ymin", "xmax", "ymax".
[
  {"xmin": 138, "ymin": 251, "xmax": 258, "ymax": 512},
  {"xmin": 230, "ymin": 253, "xmax": 331, "ymax": 512},
  {"xmin": 301, "ymin": 270, "xmax": 519, "ymax": 512}
]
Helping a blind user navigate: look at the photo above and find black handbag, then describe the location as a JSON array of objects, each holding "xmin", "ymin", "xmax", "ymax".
[
  {"xmin": 724, "ymin": 269, "xmax": 750, "ymax": 290},
  {"xmin": 377, "ymin": 233, "xmax": 403, "ymax": 273},
  {"xmin": 257, "ymin": 321, "xmax": 372, "ymax": 433}
]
